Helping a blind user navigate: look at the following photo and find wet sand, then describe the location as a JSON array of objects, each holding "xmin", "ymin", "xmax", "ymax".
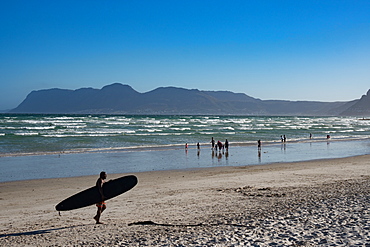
[{"xmin": 1, "ymin": 155, "xmax": 370, "ymax": 246}]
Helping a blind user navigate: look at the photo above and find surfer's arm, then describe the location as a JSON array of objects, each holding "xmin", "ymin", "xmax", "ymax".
[{"xmin": 97, "ymin": 179, "xmax": 105, "ymax": 200}]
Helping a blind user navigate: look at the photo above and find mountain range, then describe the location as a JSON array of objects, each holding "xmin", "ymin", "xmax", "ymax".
[{"xmin": 9, "ymin": 83, "xmax": 370, "ymax": 116}]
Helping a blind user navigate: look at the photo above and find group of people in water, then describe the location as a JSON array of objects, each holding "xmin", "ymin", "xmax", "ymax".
[
  {"xmin": 210, "ymin": 137, "xmax": 229, "ymax": 152},
  {"xmin": 185, "ymin": 137, "xmax": 230, "ymax": 153},
  {"xmin": 184, "ymin": 132, "xmax": 334, "ymax": 156}
]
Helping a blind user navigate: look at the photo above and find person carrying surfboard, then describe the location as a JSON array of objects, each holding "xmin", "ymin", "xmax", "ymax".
[{"xmin": 94, "ymin": 171, "xmax": 107, "ymax": 224}]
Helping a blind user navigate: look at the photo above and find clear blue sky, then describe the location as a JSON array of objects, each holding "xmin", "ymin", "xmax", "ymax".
[{"xmin": 1, "ymin": 0, "xmax": 370, "ymax": 110}]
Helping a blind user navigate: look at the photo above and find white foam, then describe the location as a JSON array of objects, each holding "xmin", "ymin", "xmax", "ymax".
[
  {"xmin": 170, "ymin": 127, "xmax": 191, "ymax": 131},
  {"xmin": 15, "ymin": 132, "xmax": 39, "ymax": 136},
  {"xmin": 24, "ymin": 126, "xmax": 55, "ymax": 130}
]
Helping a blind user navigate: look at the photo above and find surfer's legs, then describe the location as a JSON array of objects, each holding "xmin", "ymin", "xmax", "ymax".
[
  {"xmin": 94, "ymin": 208, "xmax": 103, "ymax": 223},
  {"xmin": 94, "ymin": 213, "xmax": 100, "ymax": 223},
  {"xmin": 94, "ymin": 203, "xmax": 106, "ymax": 224}
]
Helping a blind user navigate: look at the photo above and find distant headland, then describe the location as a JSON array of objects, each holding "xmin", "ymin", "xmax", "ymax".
[{"xmin": 8, "ymin": 83, "xmax": 370, "ymax": 116}]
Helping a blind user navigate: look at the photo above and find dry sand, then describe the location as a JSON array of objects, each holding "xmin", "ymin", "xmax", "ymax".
[{"xmin": 1, "ymin": 155, "xmax": 370, "ymax": 246}]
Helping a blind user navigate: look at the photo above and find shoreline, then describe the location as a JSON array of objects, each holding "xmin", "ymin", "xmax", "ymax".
[
  {"xmin": 1, "ymin": 138, "xmax": 370, "ymax": 183},
  {"xmin": 1, "ymin": 136, "xmax": 369, "ymax": 158},
  {"xmin": 1, "ymin": 154, "xmax": 370, "ymax": 245},
  {"xmin": 1, "ymin": 152, "xmax": 370, "ymax": 184}
]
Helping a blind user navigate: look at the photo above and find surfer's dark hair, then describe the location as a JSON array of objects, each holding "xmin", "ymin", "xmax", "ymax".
[{"xmin": 100, "ymin": 171, "xmax": 106, "ymax": 178}]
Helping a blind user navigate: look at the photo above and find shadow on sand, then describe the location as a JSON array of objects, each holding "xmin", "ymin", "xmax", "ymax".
[
  {"xmin": 0, "ymin": 224, "xmax": 87, "ymax": 238},
  {"xmin": 128, "ymin": 220, "xmax": 254, "ymax": 229}
]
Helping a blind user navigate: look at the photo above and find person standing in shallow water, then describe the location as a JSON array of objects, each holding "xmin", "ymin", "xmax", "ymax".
[
  {"xmin": 257, "ymin": 140, "xmax": 261, "ymax": 151},
  {"xmin": 94, "ymin": 171, "xmax": 107, "ymax": 224},
  {"xmin": 210, "ymin": 137, "xmax": 215, "ymax": 150},
  {"xmin": 217, "ymin": 140, "xmax": 223, "ymax": 152}
]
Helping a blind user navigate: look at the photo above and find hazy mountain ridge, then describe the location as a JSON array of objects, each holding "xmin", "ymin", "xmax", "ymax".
[
  {"xmin": 9, "ymin": 83, "xmax": 369, "ymax": 116},
  {"xmin": 340, "ymin": 90, "xmax": 370, "ymax": 116}
]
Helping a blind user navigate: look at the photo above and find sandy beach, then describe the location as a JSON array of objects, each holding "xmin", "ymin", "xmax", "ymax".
[{"xmin": 1, "ymin": 155, "xmax": 370, "ymax": 246}]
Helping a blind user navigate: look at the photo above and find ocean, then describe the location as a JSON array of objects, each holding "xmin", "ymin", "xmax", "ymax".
[{"xmin": 1, "ymin": 114, "xmax": 370, "ymax": 182}]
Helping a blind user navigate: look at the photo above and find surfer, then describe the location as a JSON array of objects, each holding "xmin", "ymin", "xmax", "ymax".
[{"xmin": 94, "ymin": 171, "xmax": 107, "ymax": 224}]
